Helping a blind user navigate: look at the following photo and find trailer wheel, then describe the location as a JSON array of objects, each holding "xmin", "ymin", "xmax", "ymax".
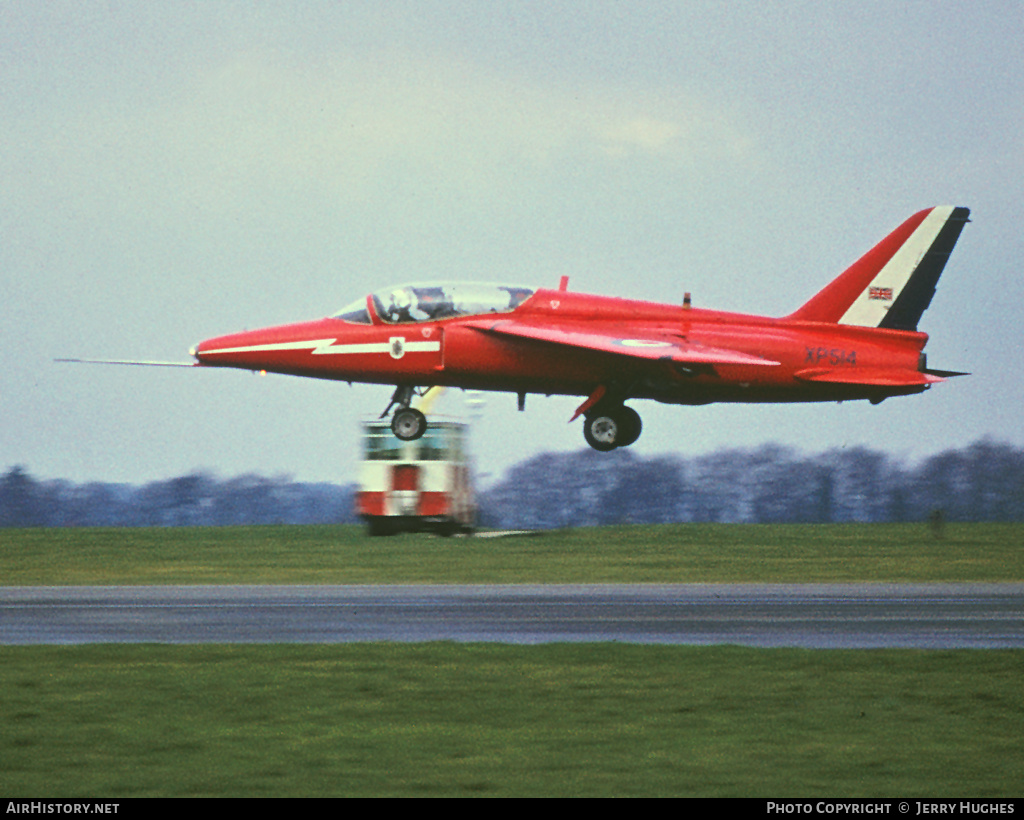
[{"xmin": 367, "ymin": 518, "xmax": 395, "ymax": 537}]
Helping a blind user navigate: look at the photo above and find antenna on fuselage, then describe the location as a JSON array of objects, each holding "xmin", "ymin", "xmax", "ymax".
[
  {"xmin": 558, "ymin": 276, "xmax": 569, "ymax": 291},
  {"xmin": 682, "ymin": 292, "xmax": 692, "ymax": 339}
]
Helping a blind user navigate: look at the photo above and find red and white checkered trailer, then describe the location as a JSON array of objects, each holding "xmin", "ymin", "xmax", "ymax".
[{"xmin": 355, "ymin": 420, "xmax": 476, "ymax": 536}]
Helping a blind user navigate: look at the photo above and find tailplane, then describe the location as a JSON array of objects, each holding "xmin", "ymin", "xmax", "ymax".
[{"xmin": 787, "ymin": 206, "xmax": 970, "ymax": 330}]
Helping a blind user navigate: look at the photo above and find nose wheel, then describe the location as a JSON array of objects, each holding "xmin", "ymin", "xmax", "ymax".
[
  {"xmin": 583, "ymin": 404, "xmax": 642, "ymax": 451},
  {"xmin": 391, "ymin": 406, "xmax": 427, "ymax": 441},
  {"xmin": 381, "ymin": 386, "xmax": 429, "ymax": 441}
]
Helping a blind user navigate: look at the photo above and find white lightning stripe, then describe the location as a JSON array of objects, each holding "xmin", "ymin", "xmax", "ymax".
[
  {"xmin": 315, "ymin": 340, "xmax": 440, "ymax": 356},
  {"xmin": 201, "ymin": 339, "xmax": 441, "ymax": 356},
  {"xmin": 316, "ymin": 342, "xmax": 390, "ymax": 356},
  {"xmin": 200, "ymin": 339, "xmax": 336, "ymax": 355}
]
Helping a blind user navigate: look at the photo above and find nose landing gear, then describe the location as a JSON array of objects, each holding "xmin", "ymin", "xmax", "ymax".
[
  {"xmin": 380, "ymin": 385, "xmax": 428, "ymax": 441},
  {"xmin": 391, "ymin": 406, "xmax": 427, "ymax": 441}
]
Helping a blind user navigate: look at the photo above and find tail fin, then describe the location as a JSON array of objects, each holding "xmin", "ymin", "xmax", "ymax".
[{"xmin": 787, "ymin": 206, "xmax": 970, "ymax": 330}]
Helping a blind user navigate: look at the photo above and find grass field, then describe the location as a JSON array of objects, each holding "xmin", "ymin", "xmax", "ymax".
[
  {"xmin": 1, "ymin": 522, "xmax": 1022, "ymax": 585},
  {"xmin": 1, "ymin": 523, "xmax": 1022, "ymax": 797},
  {"xmin": 2, "ymin": 643, "xmax": 1022, "ymax": 797}
]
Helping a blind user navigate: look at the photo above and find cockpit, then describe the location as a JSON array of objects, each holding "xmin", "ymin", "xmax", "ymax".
[{"xmin": 333, "ymin": 282, "xmax": 535, "ymax": 324}]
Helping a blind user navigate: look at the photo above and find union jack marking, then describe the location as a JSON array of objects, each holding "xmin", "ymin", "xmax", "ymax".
[{"xmin": 869, "ymin": 286, "xmax": 894, "ymax": 301}]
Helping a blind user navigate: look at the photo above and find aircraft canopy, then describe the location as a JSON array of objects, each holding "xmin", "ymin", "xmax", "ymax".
[{"xmin": 333, "ymin": 282, "xmax": 534, "ymax": 324}]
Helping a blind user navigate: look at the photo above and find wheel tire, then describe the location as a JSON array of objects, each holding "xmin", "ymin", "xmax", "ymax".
[
  {"xmin": 367, "ymin": 517, "xmax": 395, "ymax": 537},
  {"xmin": 583, "ymin": 405, "xmax": 643, "ymax": 451},
  {"xmin": 391, "ymin": 407, "xmax": 427, "ymax": 441},
  {"xmin": 617, "ymin": 405, "xmax": 642, "ymax": 447},
  {"xmin": 584, "ymin": 413, "xmax": 620, "ymax": 451}
]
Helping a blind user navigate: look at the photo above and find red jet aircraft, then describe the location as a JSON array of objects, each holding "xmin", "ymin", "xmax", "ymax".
[{"xmin": 188, "ymin": 205, "xmax": 970, "ymax": 451}]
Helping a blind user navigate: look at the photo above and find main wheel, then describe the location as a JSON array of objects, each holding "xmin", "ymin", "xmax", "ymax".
[
  {"xmin": 583, "ymin": 405, "xmax": 643, "ymax": 451},
  {"xmin": 583, "ymin": 412, "xmax": 620, "ymax": 451},
  {"xmin": 391, "ymin": 407, "xmax": 427, "ymax": 441},
  {"xmin": 616, "ymin": 405, "xmax": 642, "ymax": 447}
]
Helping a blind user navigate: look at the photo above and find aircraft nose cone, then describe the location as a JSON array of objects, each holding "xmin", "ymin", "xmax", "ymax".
[
  {"xmin": 190, "ymin": 342, "xmax": 210, "ymax": 364},
  {"xmin": 190, "ymin": 338, "xmax": 219, "ymax": 365}
]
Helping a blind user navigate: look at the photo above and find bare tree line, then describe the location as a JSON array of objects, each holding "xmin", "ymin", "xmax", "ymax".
[
  {"xmin": 3, "ymin": 438, "xmax": 1023, "ymax": 529},
  {"xmin": 478, "ymin": 438, "xmax": 1024, "ymax": 529},
  {"xmin": 0, "ymin": 469, "xmax": 355, "ymax": 528}
]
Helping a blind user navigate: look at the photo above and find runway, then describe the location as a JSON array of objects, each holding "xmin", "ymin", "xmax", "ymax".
[{"xmin": 2, "ymin": 584, "xmax": 1023, "ymax": 647}]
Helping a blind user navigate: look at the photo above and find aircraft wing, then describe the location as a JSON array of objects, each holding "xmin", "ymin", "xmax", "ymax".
[{"xmin": 463, "ymin": 319, "xmax": 780, "ymax": 367}]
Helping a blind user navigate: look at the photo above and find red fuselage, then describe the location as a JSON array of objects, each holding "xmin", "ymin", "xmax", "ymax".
[
  {"xmin": 193, "ymin": 287, "xmax": 932, "ymax": 406},
  {"xmin": 191, "ymin": 206, "xmax": 971, "ymax": 450}
]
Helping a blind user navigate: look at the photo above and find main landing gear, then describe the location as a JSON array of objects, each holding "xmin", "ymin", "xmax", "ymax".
[
  {"xmin": 582, "ymin": 404, "xmax": 642, "ymax": 452},
  {"xmin": 380, "ymin": 384, "xmax": 643, "ymax": 451},
  {"xmin": 381, "ymin": 386, "xmax": 428, "ymax": 441}
]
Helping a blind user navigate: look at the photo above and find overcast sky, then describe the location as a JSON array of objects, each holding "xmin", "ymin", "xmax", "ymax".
[{"xmin": 3, "ymin": 1, "xmax": 1022, "ymax": 485}]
